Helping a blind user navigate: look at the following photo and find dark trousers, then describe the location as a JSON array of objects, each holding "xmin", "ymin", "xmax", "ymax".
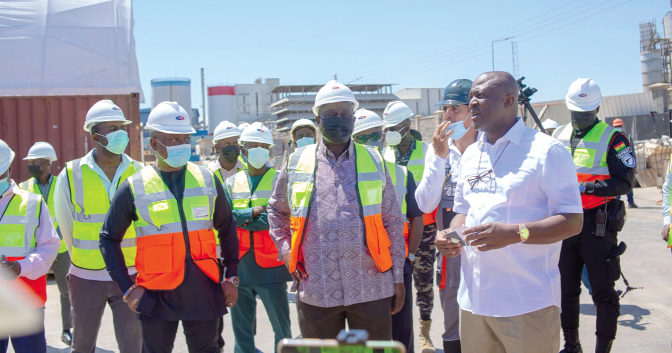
[
  {"xmin": 392, "ymin": 260, "xmax": 414, "ymax": 353},
  {"xmin": 217, "ymin": 317, "xmax": 224, "ymax": 349},
  {"xmin": 559, "ymin": 209, "xmax": 621, "ymax": 340},
  {"xmin": 140, "ymin": 315, "xmax": 219, "ymax": 353},
  {"xmin": 0, "ymin": 309, "xmax": 46, "ymax": 353},
  {"xmin": 297, "ymin": 297, "xmax": 392, "ymax": 340},
  {"xmin": 51, "ymin": 251, "xmax": 72, "ymax": 331}
]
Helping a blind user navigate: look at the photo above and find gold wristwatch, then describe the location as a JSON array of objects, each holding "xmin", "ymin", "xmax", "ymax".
[{"xmin": 518, "ymin": 224, "xmax": 530, "ymax": 243}]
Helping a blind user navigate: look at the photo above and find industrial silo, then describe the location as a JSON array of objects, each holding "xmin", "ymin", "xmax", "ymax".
[
  {"xmin": 151, "ymin": 78, "xmax": 194, "ymax": 124},
  {"xmin": 207, "ymin": 86, "xmax": 237, "ymax": 134}
]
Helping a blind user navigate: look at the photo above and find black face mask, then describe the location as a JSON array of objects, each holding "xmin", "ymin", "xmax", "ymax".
[
  {"xmin": 28, "ymin": 164, "xmax": 44, "ymax": 179},
  {"xmin": 219, "ymin": 145, "xmax": 240, "ymax": 164},
  {"xmin": 571, "ymin": 111, "xmax": 598, "ymax": 131},
  {"xmin": 320, "ymin": 118, "xmax": 353, "ymax": 144}
]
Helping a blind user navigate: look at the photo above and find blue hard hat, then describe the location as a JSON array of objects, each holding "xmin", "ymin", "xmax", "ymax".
[{"xmin": 436, "ymin": 79, "xmax": 473, "ymax": 106}]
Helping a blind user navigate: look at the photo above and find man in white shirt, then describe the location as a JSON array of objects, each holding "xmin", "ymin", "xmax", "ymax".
[
  {"xmin": 436, "ymin": 72, "xmax": 584, "ymax": 353},
  {"xmin": 661, "ymin": 155, "xmax": 672, "ymax": 250},
  {"xmin": 415, "ymin": 78, "xmax": 477, "ymax": 353}
]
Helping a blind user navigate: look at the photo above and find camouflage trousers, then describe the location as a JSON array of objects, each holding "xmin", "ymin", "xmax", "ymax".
[{"xmin": 412, "ymin": 222, "xmax": 437, "ymax": 320}]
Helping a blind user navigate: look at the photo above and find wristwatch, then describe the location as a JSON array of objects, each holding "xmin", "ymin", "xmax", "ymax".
[
  {"xmin": 518, "ymin": 224, "xmax": 530, "ymax": 243},
  {"xmin": 408, "ymin": 253, "xmax": 416, "ymax": 262},
  {"xmin": 578, "ymin": 182, "xmax": 586, "ymax": 194},
  {"xmin": 224, "ymin": 276, "xmax": 240, "ymax": 287}
]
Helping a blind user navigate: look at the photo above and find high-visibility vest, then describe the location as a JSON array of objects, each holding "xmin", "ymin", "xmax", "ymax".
[
  {"xmin": 384, "ymin": 160, "xmax": 409, "ymax": 256},
  {"xmin": 0, "ymin": 189, "xmax": 47, "ymax": 309},
  {"xmin": 385, "ymin": 140, "xmax": 437, "ymax": 225},
  {"xmin": 19, "ymin": 176, "xmax": 67, "ymax": 254},
  {"xmin": 286, "ymin": 143, "xmax": 393, "ymax": 273},
  {"xmin": 554, "ymin": 122, "xmax": 618, "ymax": 209},
  {"xmin": 66, "ymin": 158, "xmax": 142, "ymax": 270},
  {"xmin": 226, "ymin": 168, "xmax": 283, "ymax": 268},
  {"xmin": 129, "ymin": 163, "xmax": 220, "ymax": 290},
  {"xmin": 208, "ymin": 161, "xmax": 246, "ymax": 186}
]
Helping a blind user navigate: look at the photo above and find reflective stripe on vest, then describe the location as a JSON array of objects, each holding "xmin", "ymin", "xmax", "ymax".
[
  {"xmin": 0, "ymin": 189, "xmax": 47, "ymax": 308},
  {"xmin": 19, "ymin": 176, "xmax": 67, "ymax": 253},
  {"xmin": 555, "ymin": 122, "xmax": 617, "ymax": 209},
  {"xmin": 286, "ymin": 143, "xmax": 393, "ymax": 273},
  {"xmin": 130, "ymin": 163, "xmax": 220, "ymax": 290},
  {"xmin": 386, "ymin": 160, "xmax": 409, "ymax": 256},
  {"xmin": 226, "ymin": 169, "xmax": 283, "ymax": 268},
  {"xmin": 66, "ymin": 158, "xmax": 142, "ymax": 270},
  {"xmin": 384, "ymin": 141, "xmax": 436, "ymax": 225}
]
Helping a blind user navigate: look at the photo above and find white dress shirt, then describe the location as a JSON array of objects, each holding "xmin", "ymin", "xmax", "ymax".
[
  {"xmin": 662, "ymin": 162, "xmax": 672, "ymax": 225},
  {"xmin": 1, "ymin": 181, "xmax": 60, "ymax": 280},
  {"xmin": 54, "ymin": 149, "xmax": 137, "ymax": 281},
  {"xmin": 453, "ymin": 118, "xmax": 583, "ymax": 317},
  {"xmin": 207, "ymin": 159, "xmax": 245, "ymax": 182}
]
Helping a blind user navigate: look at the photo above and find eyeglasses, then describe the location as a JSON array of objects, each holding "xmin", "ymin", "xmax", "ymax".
[
  {"xmin": 354, "ymin": 132, "xmax": 383, "ymax": 144},
  {"xmin": 467, "ymin": 141, "xmax": 510, "ymax": 190}
]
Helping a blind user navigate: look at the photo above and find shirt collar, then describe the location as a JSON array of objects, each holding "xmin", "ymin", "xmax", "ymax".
[
  {"xmin": 83, "ymin": 149, "xmax": 131, "ymax": 171},
  {"xmin": 319, "ymin": 140, "xmax": 354, "ymax": 160},
  {"xmin": 214, "ymin": 158, "xmax": 244, "ymax": 172},
  {"xmin": 2, "ymin": 180, "xmax": 19, "ymax": 198},
  {"xmin": 478, "ymin": 117, "xmax": 525, "ymax": 147}
]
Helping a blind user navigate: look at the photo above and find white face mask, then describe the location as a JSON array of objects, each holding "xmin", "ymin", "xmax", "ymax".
[
  {"xmin": 246, "ymin": 147, "xmax": 270, "ymax": 169},
  {"xmin": 386, "ymin": 131, "xmax": 402, "ymax": 146}
]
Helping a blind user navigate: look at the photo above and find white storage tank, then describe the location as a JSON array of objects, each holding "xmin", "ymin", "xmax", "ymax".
[
  {"xmin": 207, "ymin": 86, "xmax": 237, "ymax": 134},
  {"xmin": 151, "ymin": 78, "xmax": 194, "ymax": 124},
  {"xmin": 664, "ymin": 12, "xmax": 672, "ymax": 39},
  {"xmin": 641, "ymin": 51, "xmax": 664, "ymax": 90}
]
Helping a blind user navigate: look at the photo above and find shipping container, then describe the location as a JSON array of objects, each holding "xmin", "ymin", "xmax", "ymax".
[{"xmin": 0, "ymin": 93, "xmax": 142, "ymax": 183}]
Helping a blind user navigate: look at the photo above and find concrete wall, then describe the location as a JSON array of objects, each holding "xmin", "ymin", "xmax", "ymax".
[{"xmin": 396, "ymin": 88, "xmax": 443, "ymax": 117}]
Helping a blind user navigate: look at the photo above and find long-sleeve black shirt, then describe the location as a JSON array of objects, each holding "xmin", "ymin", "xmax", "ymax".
[
  {"xmin": 571, "ymin": 121, "xmax": 635, "ymax": 206},
  {"xmin": 100, "ymin": 165, "xmax": 239, "ymax": 321}
]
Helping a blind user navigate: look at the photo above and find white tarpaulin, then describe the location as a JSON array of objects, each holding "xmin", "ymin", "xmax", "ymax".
[{"xmin": 0, "ymin": 0, "xmax": 143, "ymax": 100}]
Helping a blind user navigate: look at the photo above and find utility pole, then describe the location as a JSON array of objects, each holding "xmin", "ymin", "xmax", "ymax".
[
  {"xmin": 511, "ymin": 41, "xmax": 520, "ymax": 79},
  {"xmin": 200, "ymin": 68, "xmax": 206, "ymax": 126},
  {"xmin": 492, "ymin": 36, "xmax": 516, "ymax": 71}
]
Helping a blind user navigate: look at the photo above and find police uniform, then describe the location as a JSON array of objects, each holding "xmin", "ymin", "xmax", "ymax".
[{"xmin": 554, "ymin": 121, "xmax": 634, "ymax": 346}]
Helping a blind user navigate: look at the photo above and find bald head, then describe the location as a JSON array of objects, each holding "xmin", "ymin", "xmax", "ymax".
[{"xmin": 469, "ymin": 71, "xmax": 520, "ymax": 142}]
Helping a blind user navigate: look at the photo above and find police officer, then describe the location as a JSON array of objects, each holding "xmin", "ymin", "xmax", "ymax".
[
  {"xmin": 612, "ymin": 118, "xmax": 638, "ymax": 208},
  {"xmin": 381, "ymin": 101, "xmax": 437, "ymax": 353},
  {"xmin": 19, "ymin": 142, "xmax": 73, "ymax": 346},
  {"xmin": 554, "ymin": 78, "xmax": 634, "ymax": 353},
  {"xmin": 352, "ymin": 108, "xmax": 424, "ymax": 353},
  {"xmin": 415, "ymin": 79, "xmax": 477, "ymax": 353},
  {"xmin": 100, "ymin": 101, "xmax": 240, "ymax": 353}
]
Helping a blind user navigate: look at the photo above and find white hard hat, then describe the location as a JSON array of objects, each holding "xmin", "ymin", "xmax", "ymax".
[
  {"xmin": 238, "ymin": 122, "xmax": 250, "ymax": 131},
  {"xmin": 383, "ymin": 101, "xmax": 414, "ymax": 128},
  {"xmin": 145, "ymin": 101, "xmax": 196, "ymax": 134},
  {"xmin": 213, "ymin": 121, "xmax": 241, "ymax": 142},
  {"xmin": 542, "ymin": 119, "xmax": 559, "ymax": 130},
  {"xmin": 290, "ymin": 119, "xmax": 317, "ymax": 137},
  {"xmin": 312, "ymin": 80, "xmax": 359, "ymax": 116},
  {"xmin": 353, "ymin": 109, "xmax": 384, "ymax": 135},
  {"xmin": 239, "ymin": 122, "xmax": 274, "ymax": 147},
  {"xmin": 23, "ymin": 142, "xmax": 57, "ymax": 161},
  {"xmin": 0, "ymin": 139, "xmax": 15, "ymax": 176},
  {"xmin": 565, "ymin": 78, "xmax": 603, "ymax": 112},
  {"xmin": 83, "ymin": 100, "xmax": 131, "ymax": 132}
]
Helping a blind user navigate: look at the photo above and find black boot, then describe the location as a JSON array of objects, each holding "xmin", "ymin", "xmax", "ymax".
[
  {"xmin": 560, "ymin": 329, "xmax": 583, "ymax": 353},
  {"xmin": 443, "ymin": 340, "xmax": 461, "ymax": 353},
  {"xmin": 595, "ymin": 337, "xmax": 613, "ymax": 353}
]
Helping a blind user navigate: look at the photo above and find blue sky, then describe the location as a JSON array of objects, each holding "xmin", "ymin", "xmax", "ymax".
[{"xmin": 134, "ymin": 0, "xmax": 670, "ymax": 111}]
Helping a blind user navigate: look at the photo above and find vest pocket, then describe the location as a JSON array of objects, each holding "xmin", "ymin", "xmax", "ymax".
[
  {"xmin": 193, "ymin": 230, "xmax": 217, "ymax": 260},
  {"xmin": 142, "ymin": 235, "xmax": 173, "ymax": 274}
]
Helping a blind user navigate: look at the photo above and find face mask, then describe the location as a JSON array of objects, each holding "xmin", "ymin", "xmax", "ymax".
[
  {"xmin": 296, "ymin": 137, "xmax": 315, "ymax": 148},
  {"xmin": 570, "ymin": 111, "xmax": 597, "ymax": 131},
  {"xmin": 97, "ymin": 130, "xmax": 129, "ymax": 155},
  {"xmin": 445, "ymin": 119, "xmax": 473, "ymax": 140},
  {"xmin": 28, "ymin": 164, "xmax": 45, "ymax": 179},
  {"xmin": 386, "ymin": 131, "xmax": 402, "ymax": 146},
  {"xmin": 246, "ymin": 147, "xmax": 270, "ymax": 169},
  {"xmin": 0, "ymin": 176, "xmax": 9, "ymax": 196},
  {"xmin": 156, "ymin": 140, "xmax": 191, "ymax": 168},
  {"xmin": 219, "ymin": 145, "xmax": 240, "ymax": 164},
  {"xmin": 320, "ymin": 118, "xmax": 353, "ymax": 144}
]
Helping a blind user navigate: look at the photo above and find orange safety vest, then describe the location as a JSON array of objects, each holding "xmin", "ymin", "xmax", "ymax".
[
  {"xmin": 226, "ymin": 168, "xmax": 284, "ymax": 268},
  {"xmin": 129, "ymin": 163, "xmax": 220, "ymax": 290},
  {"xmin": 286, "ymin": 144, "xmax": 394, "ymax": 274}
]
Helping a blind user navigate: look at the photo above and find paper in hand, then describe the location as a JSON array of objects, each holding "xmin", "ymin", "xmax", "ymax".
[{"xmin": 443, "ymin": 226, "xmax": 467, "ymax": 246}]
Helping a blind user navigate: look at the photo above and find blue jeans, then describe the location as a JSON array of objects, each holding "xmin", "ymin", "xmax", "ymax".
[{"xmin": 0, "ymin": 326, "xmax": 46, "ymax": 353}]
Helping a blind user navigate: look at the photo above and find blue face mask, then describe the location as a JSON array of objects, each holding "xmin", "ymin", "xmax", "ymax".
[
  {"xmin": 296, "ymin": 137, "xmax": 315, "ymax": 148},
  {"xmin": 97, "ymin": 130, "xmax": 129, "ymax": 155},
  {"xmin": 445, "ymin": 119, "xmax": 473, "ymax": 140},
  {"xmin": 0, "ymin": 176, "xmax": 9, "ymax": 196},
  {"xmin": 246, "ymin": 147, "xmax": 270, "ymax": 169},
  {"xmin": 156, "ymin": 140, "xmax": 191, "ymax": 168}
]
